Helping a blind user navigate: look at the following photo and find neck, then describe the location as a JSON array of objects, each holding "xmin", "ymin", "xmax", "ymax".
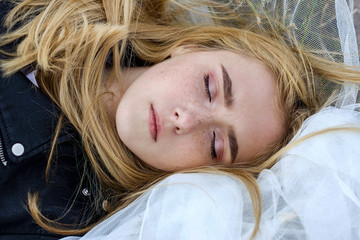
[{"xmin": 104, "ymin": 66, "xmax": 150, "ymax": 120}]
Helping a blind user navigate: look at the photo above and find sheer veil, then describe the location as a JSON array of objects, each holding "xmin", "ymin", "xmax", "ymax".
[{"xmin": 62, "ymin": 0, "xmax": 360, "ymax": 239}]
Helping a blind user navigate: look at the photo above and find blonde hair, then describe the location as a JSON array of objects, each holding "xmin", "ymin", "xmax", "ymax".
[{"xmin": 1, "ymin": 0, "xmax": 359, "ymax": 238}]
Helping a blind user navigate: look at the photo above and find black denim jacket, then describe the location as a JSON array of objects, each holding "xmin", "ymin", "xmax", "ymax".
[
  {"xmin": 0, "ymin": 1, "xmax": 153, "ymax": 238},
  {"xmin": 0, "ymin": 68, "xmax": 102, "ymax": 240},
  {"xmin": 0, "ymin": 2, "xmax": 101, "ymax": 239}
]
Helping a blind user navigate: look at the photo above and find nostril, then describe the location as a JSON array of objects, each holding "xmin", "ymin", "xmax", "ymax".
[
  {"xmin": 176, "ymin": 127, "xmax": 180, "ymax": 131},
  {"xmin": 175, "ymin": 112, "xmax": 179, "ymax": 118}
]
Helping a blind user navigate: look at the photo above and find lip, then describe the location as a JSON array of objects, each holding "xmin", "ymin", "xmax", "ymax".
[{"xmin": 149, "ymin": 104, "xmax": 161, "ymax": 142}]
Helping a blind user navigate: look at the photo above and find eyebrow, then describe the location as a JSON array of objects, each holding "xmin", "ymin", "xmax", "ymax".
[
  {"xmin": 228, "ymin": 127, "xmax": 238, "ymax": 163},
  {"xmin": 221, "ymin": 64, "xmax": 238, "ymax": 163},
  {"xmin": 221, "ymin": 64, "xmax": 234, "ymax": 107}
]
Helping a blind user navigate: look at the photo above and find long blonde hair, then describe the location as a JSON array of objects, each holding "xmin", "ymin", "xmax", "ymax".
[{"xmin": 1, "ymin": 0, "xmax": 359, "ymax": 238}]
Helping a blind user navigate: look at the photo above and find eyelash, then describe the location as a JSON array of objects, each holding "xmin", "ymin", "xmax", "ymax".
[
  {"xmin": 203, "ymin": 74, "xmax": 217, "ymax": 159},
  {"xmin": 204, "ymin": 74, "xmax": 212, "ymax": 102},
  {"xmin": 211, "ymin": 131, "xmax": 217, "ymax": 159}
]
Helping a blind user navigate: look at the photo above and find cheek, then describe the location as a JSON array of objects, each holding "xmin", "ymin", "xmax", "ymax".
[
  {"xmin": 173, "ymin": 132, "xmax": 209, "ymax": 165},
  {"xmin": 150, "ymin": 65, "xmax": 201, "ymax": 97},
  {"xmin": 176, "ymin": 134, "xmax": 206, "ymax": 158},
  {"xmin": 154, "ymin": 133, "xmax": 209, "ymax": 171}
]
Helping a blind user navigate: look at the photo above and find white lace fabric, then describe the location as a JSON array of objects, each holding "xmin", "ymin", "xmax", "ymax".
[{"xmin": 62, "ymin": 0, "xmax": 360, "ymax": 239}]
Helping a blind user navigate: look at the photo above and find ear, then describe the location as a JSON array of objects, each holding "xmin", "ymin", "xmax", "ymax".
[{"xmin": 170, "ymin": 44, "xmax": 196, "ymax": 58}]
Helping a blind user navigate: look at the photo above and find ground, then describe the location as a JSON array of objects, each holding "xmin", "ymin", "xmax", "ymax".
[{"xmin": 354, "ymin": 0, "xmax": 360, "ymax": 52}]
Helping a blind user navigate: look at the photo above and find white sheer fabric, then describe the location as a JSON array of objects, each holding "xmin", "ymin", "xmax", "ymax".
[
  {"xmin": 63, "ymin": 107, "xmax": 360, "ymax": 240},
  {"xmin": 62, "ymin": 0, "xmax": 360, "ymax": 239}
]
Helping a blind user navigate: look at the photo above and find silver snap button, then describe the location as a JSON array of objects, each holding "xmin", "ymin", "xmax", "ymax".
[
  {"xmin": 82, "ymin": 188, "xmax": 90, "ymax": 196},
  {"xmin": 12, "ymin": 143, "xmax": 25, "ymax": 156}
]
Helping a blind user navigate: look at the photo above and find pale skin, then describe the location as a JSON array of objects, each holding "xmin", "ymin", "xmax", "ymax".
[{"xmin": 106, "ymin": 49, "xmax": 285, "ymax": 171}]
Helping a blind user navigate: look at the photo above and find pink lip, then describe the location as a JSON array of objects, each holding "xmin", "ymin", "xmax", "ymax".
[{"xmin": 149, "ymin": 104, "xmax": 161, "ymax": 142}]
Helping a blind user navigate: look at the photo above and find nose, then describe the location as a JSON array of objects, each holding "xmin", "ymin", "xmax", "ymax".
[{"xmin": 171, "ymin": 106, "xmax": 212, "ymax": 134}]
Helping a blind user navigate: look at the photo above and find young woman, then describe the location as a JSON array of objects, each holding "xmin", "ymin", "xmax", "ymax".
[{"xmin": 1, "ymin": 0, "xmax": 359, "ymax": 239}]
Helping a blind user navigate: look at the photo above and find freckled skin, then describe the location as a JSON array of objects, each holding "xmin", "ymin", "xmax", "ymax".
[{"xmin": 115, "ymin": 50, "xmax": 284, "ymax": 171}]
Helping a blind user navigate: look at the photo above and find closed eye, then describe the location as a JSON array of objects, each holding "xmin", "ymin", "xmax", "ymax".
[{"xmin": 203, "ymin": 74, "xmax": 217, "ymax": 160}]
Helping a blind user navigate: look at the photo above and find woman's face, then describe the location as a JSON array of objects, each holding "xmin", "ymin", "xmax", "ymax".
[{"xmin": 115, "ymin": 50, "xmax": 284, "ymax": 171}]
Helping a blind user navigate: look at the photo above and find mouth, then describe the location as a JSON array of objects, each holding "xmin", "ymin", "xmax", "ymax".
[{"xmin": 149, "ymin": 104, "xmax": 159, "ymax": 142}]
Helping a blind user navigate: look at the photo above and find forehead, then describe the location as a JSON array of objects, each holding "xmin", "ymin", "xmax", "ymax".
[{"xmin": 220, "ymin": 52, "xmax": 284, "ymax": 162}]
